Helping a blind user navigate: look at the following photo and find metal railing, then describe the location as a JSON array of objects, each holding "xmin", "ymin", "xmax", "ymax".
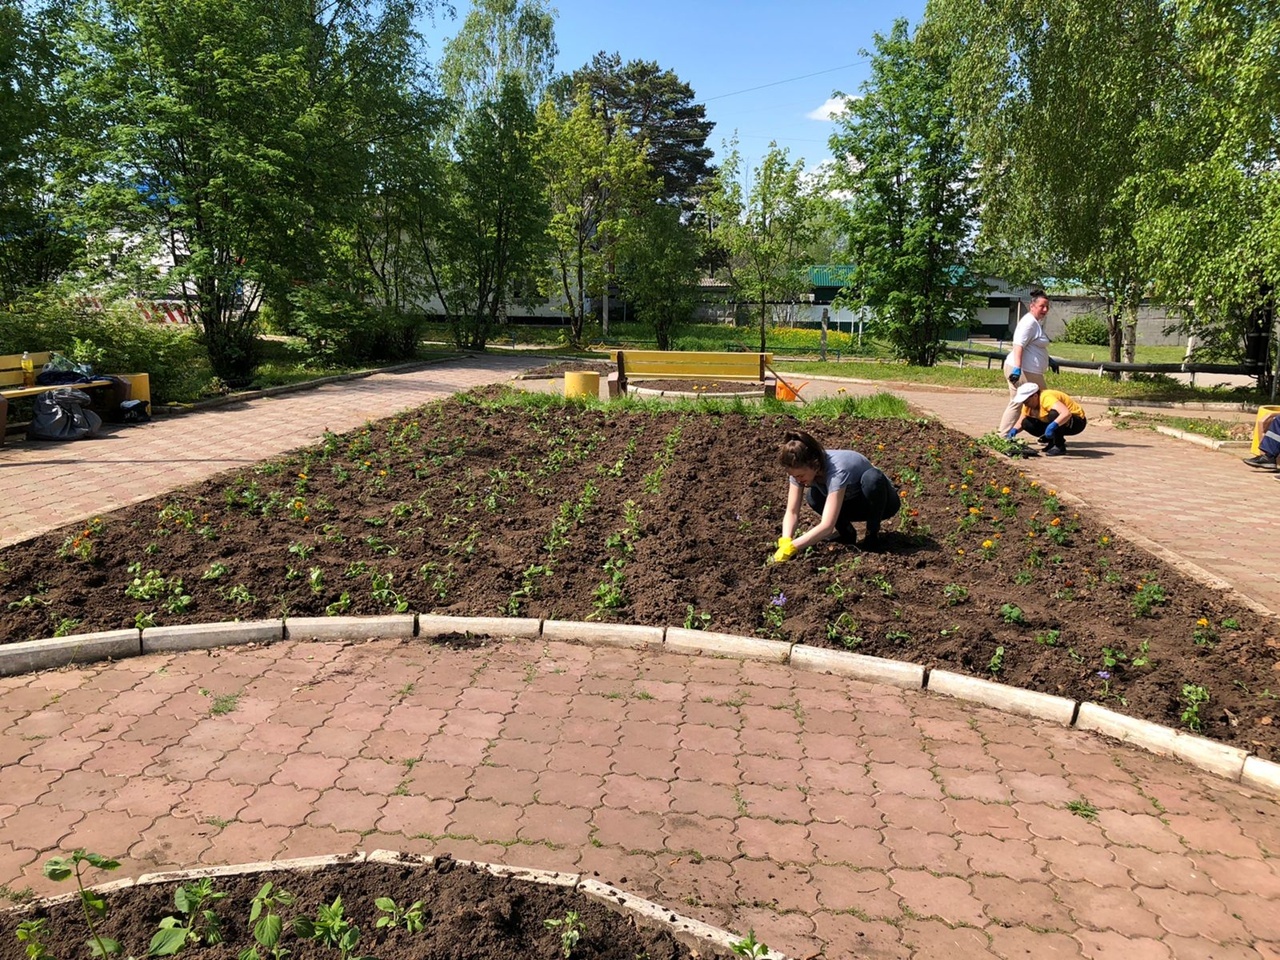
[{"xmin": 944, "ymin": 343, "xmax": 1256, "ymax": 386}]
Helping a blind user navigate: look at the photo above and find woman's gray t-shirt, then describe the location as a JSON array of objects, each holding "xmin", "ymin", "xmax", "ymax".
[{"xmin": 788, "ymin": 450, "xmax": 872, "ymax": 496}]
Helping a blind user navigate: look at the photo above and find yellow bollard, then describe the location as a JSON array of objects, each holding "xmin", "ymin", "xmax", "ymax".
[
  {"xmin": 564, "ymin": 371, "xmax": 599, "ymax": 400},
  {"xmin": 1251, "ymin": 405, "xmax": 1280, "ymax": 455}
]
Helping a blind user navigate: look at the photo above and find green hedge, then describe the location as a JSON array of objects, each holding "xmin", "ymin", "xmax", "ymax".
[
  {"xmin": 0, "ymin": 295, "xmax": 210, "ymax": 403},
  {"xmin": 1060, "ymin": 314, "xmax": 1110, "ymax": 346}
]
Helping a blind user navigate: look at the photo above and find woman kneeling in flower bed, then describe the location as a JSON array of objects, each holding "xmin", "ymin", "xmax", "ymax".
[
  {"xmin": 773, "ymin": 429, "xmax": 900, "ymax": 560},
  {"xmin": 1007, "ymin": 382, "xmax": 1088, "ymax": 457}
]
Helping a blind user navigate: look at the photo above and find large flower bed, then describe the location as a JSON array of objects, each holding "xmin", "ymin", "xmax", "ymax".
[{"xmin": 1, "ymin": 386, "xmax": 1275, "ymax": 758}]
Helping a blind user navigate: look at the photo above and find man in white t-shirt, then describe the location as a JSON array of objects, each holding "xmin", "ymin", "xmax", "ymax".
[{"xmin": 999, "ymin": 290, "xmax": 1055, "ymax": 434}]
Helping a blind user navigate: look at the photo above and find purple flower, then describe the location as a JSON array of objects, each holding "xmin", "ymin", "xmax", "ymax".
[
  {"xmin": 771, "ymin": 593, "xmax": 787, "ymax": 607},
  {"xmin": 1097, "ymin": 670, "xmax": 1110, "ymax": 680}
]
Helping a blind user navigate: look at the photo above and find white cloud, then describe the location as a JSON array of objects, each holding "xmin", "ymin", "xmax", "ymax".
[{"xmin": 806, "ymin": 95, "xmax": 853, "ymax": 121}]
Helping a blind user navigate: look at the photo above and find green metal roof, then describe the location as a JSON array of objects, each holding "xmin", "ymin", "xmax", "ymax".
[{"xmin": 808, "ymin": 265, "xmax": 856, "ymax": 288}]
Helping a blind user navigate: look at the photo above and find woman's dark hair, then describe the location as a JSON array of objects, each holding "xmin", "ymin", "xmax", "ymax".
[{"xmin": 777, "ymin": 429, "xmax": 825, "ymax": 471}]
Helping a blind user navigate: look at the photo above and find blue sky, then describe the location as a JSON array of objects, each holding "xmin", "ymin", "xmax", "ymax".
[{"xmin": 423, "ymin": 0, "xmax": 928, "ymax": 171}]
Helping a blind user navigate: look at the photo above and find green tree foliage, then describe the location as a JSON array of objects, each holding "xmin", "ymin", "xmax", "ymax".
[
  {"xmin": 439, "ymin": 0, "xmax": 557, "ymax": 107},
  {"xmin": 1128, "ymin": 0, "xmax": 1279, "ymax": 383},
  {"xmin": 57, "ymin": 0, "xmax": 430, "ymax": 380},
  {"xmin": 0, "ymin": 0, "xmax": 79, "ymax": 296},
  {"xmin": 708, "ymin": 142, "xmax": 819, "ymax": 353},
  {"xmin": 828, "ymin": 19, "xmax": 983, "ymax": 367},
  {"xmin": 930, "ymin": 0, "xmax": 1173, "ymax": 364},
  {"xmin": 419, "ymin": 76, "xmax": 547, "ymax": 349},
  {"xmin": 535, "ymin": 89, "xmax": 654, "ymax": 346},
  {"xmin": 551, "ymin": 52, "xmax": 715, "ymax": 208},
  {"xmin": 615, "ymin": 203, "xmax": 701, "ymax": 350}
]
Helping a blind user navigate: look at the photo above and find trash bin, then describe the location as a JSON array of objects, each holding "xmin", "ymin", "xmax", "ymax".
[
  {"xmin": 564, "ymin": 371, "xmax": 599, "ymax": 400},
  {"xmin": 1251, "ymin": 405, "xmax": 1280, "ymax": 455}
]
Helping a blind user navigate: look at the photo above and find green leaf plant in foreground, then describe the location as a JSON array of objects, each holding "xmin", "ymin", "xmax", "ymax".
[{"xmin": 42, "ymin": 851, "xmax": 122, "ymax": 957}]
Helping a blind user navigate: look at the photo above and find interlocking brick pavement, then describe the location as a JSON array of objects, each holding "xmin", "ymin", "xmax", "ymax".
[
  {"xmin": 0, "ymin": 639, "xmax": 1276, "ymax": 959},
  {"xmin": 4, "ymin": 361, "xmax": 1280, "ymax": 956}
]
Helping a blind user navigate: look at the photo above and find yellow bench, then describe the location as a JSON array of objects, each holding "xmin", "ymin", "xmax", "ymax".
[
  {"xmin": 1, "ymin": 351, "xmax": 151, "ymax": 444},
  {"xmin": 607, "ymin": 349, "xmax": 776, "ymax": 398}
]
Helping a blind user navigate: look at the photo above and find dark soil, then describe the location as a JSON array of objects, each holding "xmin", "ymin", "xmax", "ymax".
[
  {"xmin": 632, "ymin": 379, "xmax": 764, "ymax": 395},
  {"xmin": 516, "ymin": 359, "xmax": 614, "ymax": 379},
  {"xmin": 2, "ymin": 385, "xmax": 1278, "ymax": 759},
  {"xmin": 0, "ymin": 856, "xmax": 726, "ymax": 960}
]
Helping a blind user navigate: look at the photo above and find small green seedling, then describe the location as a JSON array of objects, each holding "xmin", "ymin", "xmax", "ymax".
[
  {"xmin": 998, "ymin": 603, "xmax": 1025, "ymax": 625},
  {"xmin": 16, "ymin": 918, "xmax": 53, "ymax": 960},
  {"xmin": 294, "ymin": 896, "xmax": 370, "ymax": 960},
  {"xmin": 543, "ymin": 910, "xmax": 584, "ymax": 958},
  {"xmin": 1180, "ymin": 684, "xmax": 1210, "ymax": 732},
  {"xmin": 42, "ymin": 850, "xmax": 123, "ymax": 957},
  {"xmin": 240, "ymin": 881, "xmax": 295, "ymax": 960},
  {"xmin": 150, "ymin": 877, "xmax": 227, "ymax": 955},
  {"xmin": 375, "ymin": 896, "xmax": 425, "ymax": 933},
  {"xmin": 987, "ymin": 645, "xmax": 1005, "ymax": 674},
  {"xmin": 730, "ymin": 928, "xmax": 770, "ymax": 958}
]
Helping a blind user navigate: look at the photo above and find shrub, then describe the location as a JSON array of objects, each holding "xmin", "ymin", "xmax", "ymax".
[
  {"xmin": 283, "ymin": 285, "xmax": 425, "ymax": 366},
  {"xmin": 1060, "ymin": 314, "xmax": 1110, "ymax": 346},
  {"xmin": 0, "ymin": 293, "xmax": 210, "ymax": 403}
]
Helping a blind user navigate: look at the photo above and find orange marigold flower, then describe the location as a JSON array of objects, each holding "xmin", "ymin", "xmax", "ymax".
[{"xmin": 1050, "ymin": 517, "xmax": 1061, "ymax": 527}]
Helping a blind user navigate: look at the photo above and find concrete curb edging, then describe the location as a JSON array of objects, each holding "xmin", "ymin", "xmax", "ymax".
[
  {"xmin": 1153, "ymin": 424, "xmax": 1252, "ymax": 452},
  {"xmin": 140, "ymin": 620, "xmax": 282, "ymax": 654},
  {"xmin": 3, "ymin": 851, "xmax": 786, "ymax": 959},
  {"xmin": 664, "ymin": 627, "xmax": 791, "ymax": 662},
  {"xmin": 541, "ymin": 619, "xmax": 664, "ymax": 649},
  {"xmin": 417, "ymin": 614, "xmax": 541, "ymax": 639},
  {"xmin": 928, "ymin": 669, "xmax": 1078, "ymax": 725},
  {"xmin": 788, "ymin": 645, "xmax": 924, "ymax": 689},
  {"xmin": 284, "ymin": 614, "xmax": 416, "ymax": 642},
  {"xmin": 6, "ymin": 614, "xmax": 1277, "ymax": 800},
  {"xmin": 1076, "ymin": 702, "xmax": 1249, "ymax": 781},
  {"xmin": 0, "ymin": 629, "xmax": 139, "ymax": 676}
]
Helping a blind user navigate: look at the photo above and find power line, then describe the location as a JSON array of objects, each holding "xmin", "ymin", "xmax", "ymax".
[{"xmin": 704, "ymin": 59, "xmax": 870, "ymax": 102}]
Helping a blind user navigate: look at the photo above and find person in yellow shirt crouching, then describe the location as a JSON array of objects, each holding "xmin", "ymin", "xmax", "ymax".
[{"xmin": 1006, "ymin": 382, "xmax": 1087, "ymax": 457}]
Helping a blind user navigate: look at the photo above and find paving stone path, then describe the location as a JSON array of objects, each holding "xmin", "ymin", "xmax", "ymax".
[{"xmin": 1, "ymin": 356, "xmax": 1278, "ymax": 959}]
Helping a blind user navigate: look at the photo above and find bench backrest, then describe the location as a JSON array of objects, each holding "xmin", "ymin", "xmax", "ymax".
[
  {"xmin": 610, "ymin": 349, "xmax": 773, "ymax": 381},
  {"xmin": 0, "ymin": 352, "xmax": 53, "ymax": 391}
]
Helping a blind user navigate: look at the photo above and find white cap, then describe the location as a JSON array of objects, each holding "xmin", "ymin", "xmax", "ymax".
[{"xmin": 1014, "ymin": 382, "xmax": 1041, "ymax": 405}]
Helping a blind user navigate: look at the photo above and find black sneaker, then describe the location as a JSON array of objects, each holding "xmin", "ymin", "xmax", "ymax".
[
  {"xmin": 1243, "ymin": 454, "xmax": 1277, "ymax": 470},
  {"xmin": 834, "ymin": 523, "xmax": 858, "ymax": 545},
  {"xmin": 1044, "ymin": 446, "xmax": 1065, "ymax": 457}
]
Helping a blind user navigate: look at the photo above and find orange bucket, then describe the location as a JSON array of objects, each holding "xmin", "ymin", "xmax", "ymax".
[{"xmin": 776, "ymin": 380, "xmax": 808, "ymax": 402}]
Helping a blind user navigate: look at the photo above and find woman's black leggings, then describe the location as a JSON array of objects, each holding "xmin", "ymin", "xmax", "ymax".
[{"xmin": 805, "ymin": 467, "xmax": 901, "ymax": 540}]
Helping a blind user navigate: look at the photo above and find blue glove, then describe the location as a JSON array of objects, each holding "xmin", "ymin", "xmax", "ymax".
[
  {"xmin": 1008, "ymin": 366, "xmax": 1022, "ymax": 384},
  {"xmin": 1005, "ymin": 427, "xmax": 1019, "ymax": 440},
  {"xmin": 1043, "ymin": 421, "xmax": 1059, "ymax": 439}
]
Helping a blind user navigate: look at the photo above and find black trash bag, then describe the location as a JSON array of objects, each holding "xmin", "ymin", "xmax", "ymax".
[
  {"xmin": 35, "ymin": 353, "xmax": 97, "ymax": 386},
  {"xmin": 26, "ymin": 389, "xmax": 103, "ymax": 441},
  {"xmin": 117, "ymin": 399, "xmax": 150, "ymax": 424}
]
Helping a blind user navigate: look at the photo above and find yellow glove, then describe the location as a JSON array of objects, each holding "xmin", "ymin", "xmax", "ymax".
[{"xmin": 773, "ymin": 537, "xmax": 797, "ymax": 563}]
